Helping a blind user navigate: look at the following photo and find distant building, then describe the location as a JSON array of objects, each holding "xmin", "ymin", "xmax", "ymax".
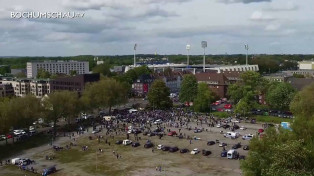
[
  {"xmin": 27, "ymin": 60, "xmax": 89, "ymax": 78},
  {"xmin": 283, "ymin": 70, "xmax": 314, "ymax": 78},
  {"xmin": 132, "ymin": 74, "xmax": 155, "ymax": 96},
  {"xmin": 11, "ymin": 69, "xmax": 27, "ymax": 76},
  {"xmin": 50, "ymin": 73, "xmax": 100, "ymax": 95},
  {"xmin": 195, "ymin": 72, "xmax": 229, "ymax": 98},
  {"xmin": 30, "ymin": 79, "xmax": 51, "ymax": 98},
  {"xmin": 298, "ymin": 61, "xmax": 314, "ymax": 70},
  {"xmin": 286, "ymin": 78, "xmax": 314, "ymax": 91},
  {"xmin": 0, "ymin": 84, "xmax": 14, "ymax": 97},
  {"xmin": 154, "ymin": 71, "xmax": 191, "ymax": 93},
  {"xmin": 111, "ymin": 66, "xmax": 125, "ymax": 73},
  {"xmin": 263, "ymin": 72, "xmax": 291, "ymax": 82}
]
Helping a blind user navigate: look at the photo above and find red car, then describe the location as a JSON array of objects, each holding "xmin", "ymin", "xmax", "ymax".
[
  {"xmin": 258, "ymin": 129, "xmax": 264, "ymax": 133},
  {"xmin": 168, "ymin": 131, "xmax": 177, "ymax": 136},
  {"xmin": 224, "ymin": 104, "xmax": 232, "ymax": 109},
  {"xmin": 6, "ymin": 134, "xmax": 13, "ymax": 139},
  {"xmin": 217, "ymin": 108, "xmax": 224, "ymax": 112}
]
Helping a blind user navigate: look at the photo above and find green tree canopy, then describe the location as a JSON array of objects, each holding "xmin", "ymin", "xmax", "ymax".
[
  {"xmin": 148, "ymin": 80, "xmax": 172, "ymax": 110},
  {"xmin": 36, "ymin": 68, "xmax": 51, "ymax": 79},
  {"xmin": 179, "ymin": 74, "xmax": 198, "ymax": 103},
  {"xmin": 83, "ymin": 78, "xmax": 129, "ymax": 113},
  {"xmin": 92, "ymin": 63, "xmax": 112, "ymax": 77},
  {"xmin": 266, "ymin": 82, "xmax": 296, "ymax": 111},
  {"xmin": 194, "ymin": 83, "xmax": 214, "ymax": 112}
]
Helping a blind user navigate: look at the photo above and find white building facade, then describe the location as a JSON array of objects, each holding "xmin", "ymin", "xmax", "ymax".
[
  {"xmin": 299, "ymin": 61, "xmax": 314, "ymax": 70},
  {"xmin": 27, "ymin": 61, "xmax": 89, "ymax": 78}
]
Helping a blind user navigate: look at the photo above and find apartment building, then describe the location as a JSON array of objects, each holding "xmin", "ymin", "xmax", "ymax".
[
  {"xmin": 27, "ymin": 60, "xmax": 89, "ymax": 78},
  {"xmin": 30, "ymin": 80, "xmax": 51, "ymax": 98}
]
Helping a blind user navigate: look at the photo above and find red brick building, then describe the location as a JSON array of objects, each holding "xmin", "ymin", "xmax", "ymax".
[{"xmin": 195, "ymin": 72, "xmax": 229, "ymax": 98}]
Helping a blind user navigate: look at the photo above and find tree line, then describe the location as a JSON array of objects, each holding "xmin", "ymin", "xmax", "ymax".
[{"xmin": 0, "ymin": 78, "xmax": 129, "ymax": 140}]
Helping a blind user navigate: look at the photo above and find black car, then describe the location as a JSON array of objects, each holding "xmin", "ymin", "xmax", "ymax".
[
  {"xmin": 161, "ymin": 146, "xmax": 170, "ymax": 151},
  {"xmin": 132, "ymin": 142, "xmax": 140, "ymax": 147},
  {"xmin": 169, "ymin": 147, "xmax": 179, "ymax": 152},
  {"xmin": 223, "ymin": 124, "xmax": 230, "ymax": 129},
  {"xmin": 147, "ymin": 133, "xmax": 156, "ymax": 137},
  {"xmin": 194, "ymin": 129, "xmax": 202, "ymax": 133},
  {"xmin": 180, "ymin": 148, "xmax": 189, "ymax": 153},
  {"xmin": 144, "ymin": 143, "xmax": 154, "ymax": 148},
  {"xmin": 116, "ymin": 140, "xmax": 123, "ymax": 144},
  {"xmin": 233, "ymin": 125, "xmax": 239, "ymax": 130},
  {"xmin": 243, "ymin": 145, "xmax": 249, "ymax": 150},
  {"xmin": 207, "ymin": 141, "xmax": 215, "ymax": 146},
  {"xmin": 202, "ymin": 150, "xmax": 212, "ymax": 156},
  {"xmin": 43, "ymin": 166, "xmax": 57, "ymax": 175},
  {"xmin": 177, "ymin": 135, "xmax": 184, "ymax": 139},
  {"xmin": 232, "ymin": 142, "xmax": 241, "ymax": 149}
]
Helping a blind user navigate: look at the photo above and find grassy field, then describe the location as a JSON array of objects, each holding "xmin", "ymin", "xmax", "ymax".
[
  {"xmin": 0, "ymin": 165, "xmax": 39, "ymax": 176},
  {"xmin": 254, "ymin": 115, "xmax": 293, "ymax": 124},
  {"xmin": 0, "ymin": 134, "xmax": 51, "ymax": 160}
]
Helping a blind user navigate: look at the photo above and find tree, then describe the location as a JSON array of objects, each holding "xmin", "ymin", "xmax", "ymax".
[
  {"xmin": 70, "ymin": 70, "xmax": 77, "ymax": 76},
  {"xmin": 37, "ymin": 68, "xmax": 51, "ymax": 79},
  {"xmin": 15, "ymin": 72, "xmax": 27, "ymax": 78},
  {"xmin": 266, "ymin": 82, "xmax": 296, "ymax": 111},
  {"xmin": 148, "ymin": 80, "xmax": 172, "ymax": 110},
  {"xmin": 241, "ymin": 83, "xmax": 314, "ymax": 176},
  {"xmin": 234, "ymin": 99, "xmax": 252, "ymax": 115},
  {"xmin": 194, "ymin": 83, "xmax": 214, "ymax": 112},
  {"xmin": 42, "ymin": 91, "xmax": 79, "ymax": 137},
  {"xmin": 92, "ymin": 63, "xmax": 112, "ymax": 77},
  {"xmin": 83, "ymin": 78, "xmax": 129, "ymax": 114},
  {"xmin": 290, "ymin": 83, "xmax": 314, "ymax": 142},
  {"xmin": 179, "ymin": 74, "xmax": 198, "ymax": 103}
]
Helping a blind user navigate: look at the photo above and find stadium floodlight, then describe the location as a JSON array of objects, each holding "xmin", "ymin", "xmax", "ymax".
[
  {"xmin": 245, "ymin": 44, "xmax": 249, "ymax": 65},
  {"xmin": 186, "ymin": 44, "xmax": 191, "ymax": 66},
  {"xmin": 134, "ymin": 43, "xmax": 137, "ymax": 67},
  {"xmin": 201, "ymin": 41, "xmax": 207, "ymax": 72}
]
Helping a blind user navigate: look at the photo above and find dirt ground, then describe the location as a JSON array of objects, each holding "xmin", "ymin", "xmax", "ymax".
[{"xmin": 0, "ymin": 120, "xmax": 264, "ymax": 176}]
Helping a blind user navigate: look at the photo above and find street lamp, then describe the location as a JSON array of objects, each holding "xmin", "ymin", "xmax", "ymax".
[
  {"xmin": 134, "ymin": 43, "xmax": 137, "ymax": 67},
  {"xmin": 245, "ymin": 44, "xmax": 249, "ymax": 65},
  {"xmin": 201, "ymin": 41, "xmax": 207, "ymax": 72},
  {"xmin": 186, "ymin": 44, "xmax": 191, "ymax": 66}
]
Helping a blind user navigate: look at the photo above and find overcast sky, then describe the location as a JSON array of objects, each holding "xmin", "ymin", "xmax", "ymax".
[{"xmin": 0, "ymin": 0, "xmax": 313, "ymax": 56}]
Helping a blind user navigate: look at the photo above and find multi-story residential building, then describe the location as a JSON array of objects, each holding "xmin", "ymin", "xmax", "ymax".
[
  {"xmin": 298, "ymin": 61, "xmax": 314, "ymax": 70},
  {"xmin": 50, "ymin": 73, "xmax": 100, "ymax": 95},
  {"xmin": 0, "ymin": 84, "xmax": 14, "ymax": 97},
  {"xmin": 132, "ymin": 74, "xmax": 155, "ymax": 96},
  {"xmin": 30, "ymin": 80, "xmax": 51, "ymax": 98},
  {"xmin": 27, "ymin": 60, "xmax": 89, "ymax": 78},
  {"xmin": 154, "ymin": 71, "xmax": 191, "ymax": 93}
]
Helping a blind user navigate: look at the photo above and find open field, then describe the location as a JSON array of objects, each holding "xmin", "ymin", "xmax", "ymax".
[{"xmin": 0, "ymin": 119, "xmax": 266, "ymax": 176}]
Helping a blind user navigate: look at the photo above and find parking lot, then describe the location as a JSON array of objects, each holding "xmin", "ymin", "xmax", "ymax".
[{"xmin": 0, "ymin": 113, "xmax": 265, "ymax": 176}]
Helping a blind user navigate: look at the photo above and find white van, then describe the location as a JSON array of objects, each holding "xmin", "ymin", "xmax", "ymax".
[
  {"xmin": 227, "ymin": 150, "xmax": 238, "ymax": 159},
  {"xmin": 122, "ymin": 139, "xmax": 132, "ymax": 145},
  {"xmin": 224, "ymin": 132, "xmax": 239, "ymax": 139},
  {"xmin": 11, "ymin": 158, "xmax": 21, "ymax": 165}
]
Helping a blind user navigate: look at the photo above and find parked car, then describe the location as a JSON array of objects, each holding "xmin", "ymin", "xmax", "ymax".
[
  {"xmin": 224, "ymin": 132, "xmax": 239, "ymax": 138},
  {"xmin": 148, "ymin": 132, "xmax": 156, "ymax": 137},
  {"xmin": 258, "ymin": 129, "xmax": 264, "ymax": 133},
  {"xmin": 168, "ymin": 131, "xmax": 177, "ymax": 136},
  {"xmin": 224, "ymin": 104, "xmax": 232, "ymax": 109},
  {"xmin": 0, "ymin": 135, "xmax": 6, "ymax": 141},
  {"xmin": 157, "ymin": 144, "xmax": 164, "ymax": 150},
  {"xmin": 161, "ymin": 146, "xmax": 170, "ymax": 151},
  {"xmin": 216, "ymin": 124, "xmax": 221, "ymax": 128},
  {"xmin": 202, "ymin": 150, "xmax": 212, "ymax": 156},
  {"xmin": 42, "ymin": 166, "xmax": 57, "ymax": 176},
  {"xmin": 92, "ymin": 129, "xmax": 101, "ymax": 134},
  {"xmin": 6, "ymin": 134, "xmax": 13, "ymax": 139},
  {"xmin": 232, "ymin": 142, "xmax": 241, "ymax": 149},
  {"xmin": 243, "ymin": 145, "xmax": 249, "ymax": 150},
  {"xmin": 222, "ymin": 124, "xmax": 230, "ymax": 129},
  {"xmin": 191, "ymin": 148, "xmax": 200, "ymax": 155},
  {"xmin": 169, "ymin": 147, "xmax": 179, "ymax": 152},
  {"xmin": 240, "ymin": 126, "xmax": 247, "ymax": 130},
  {"xmin": 207, "ymin": 141, "xmax": 215, "ymax": 146},
  {"xmin": 221, "ymin": 150, "xmax": 227, "ymax": 157},
  {"xmin": 122, "ymin": 139, "xmax": 132, "ymax": 145},
  {"xmin": 132, "ymin": 142, "xmax": 140, "ymax": 147},
  {"xmin": 194, "ymin": 129, "xmax": 202, "ymax": 133},
  {"xmin": 115, "ymin": 140, "xmax": 123, "ymax": 145},
  {"xmin": 144, "ymin": 142, "xmax": 154, "ymax": 148},
  {"xmin": 219, "ymin": 143, "xmax": 227, "ymax": 147},
  {"xmin": 180, "ymin": 148, "xmax": 189, "ymax": 153},
  {"xmin": 227, "ymin": 149, "xmax": 239, "ymax": 159},
  {"xmin": 242, "ymin": 134, "xmax": 254, "ymax": 140}
]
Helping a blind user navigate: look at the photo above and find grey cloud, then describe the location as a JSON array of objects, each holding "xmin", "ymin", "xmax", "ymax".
[{"xmin": 218, "ymin": 0, "xmax": 271, "ymax": 4}]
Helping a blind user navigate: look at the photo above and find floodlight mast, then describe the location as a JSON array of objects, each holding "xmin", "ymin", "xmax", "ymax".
[
  {"xmin": 201, "ymin": 41, "xmax": 207, "ymax": 72},
  {"xmin": 134, "ymin": 43, "xmax": 137, "ymax": 67},
  {"xmin": 186, "ymin": 44, "xmax": 191, "ymax": 66},
  {"xmin": 245, "ymin": 44, "xmax": 249, "ymax": 65}
]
